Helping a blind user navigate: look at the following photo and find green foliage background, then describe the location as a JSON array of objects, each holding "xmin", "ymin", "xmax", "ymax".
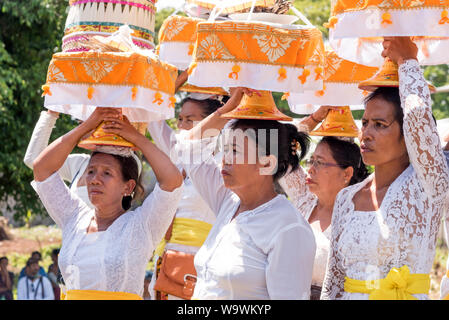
[{"xmin": 0, "ymin": 0, "xmax": 448, "ymax": 222}]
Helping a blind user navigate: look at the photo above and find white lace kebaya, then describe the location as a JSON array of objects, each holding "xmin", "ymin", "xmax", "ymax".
[
  {"xmin": 321, "ymin": 59, "xmax": 449, "ymax": 300},
  {"xmin": 279, "ymin": 167, "xmax": 330, "ymax": 288},
  {"xmin": 32, "ymin": 172, "xmax": 183, "ymax": 297}
]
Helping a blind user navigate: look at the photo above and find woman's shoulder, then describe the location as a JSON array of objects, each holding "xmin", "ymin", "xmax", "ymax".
[{"xmin": 242, "ymin": 196, "xmax": 312, "ymax": 242}]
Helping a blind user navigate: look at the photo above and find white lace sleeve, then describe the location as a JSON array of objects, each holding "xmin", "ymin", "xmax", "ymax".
[
  {"xmin": 320, "ymin": 189, "xmax": 347, "ymax": 300},
  {"xmin": 133, "ymin": 182, "xmax": 184, "ymax": 249},
  {"xmin": 278, "ymin": 166, "xmax": 317, "ymax": 218},
  {"xmin": 399, "ymin": 59, "xmax": 449, "ymax": 203},
  {"xmin": 32, "ymin": 172, "xmax": 87, "ymax": 228}
]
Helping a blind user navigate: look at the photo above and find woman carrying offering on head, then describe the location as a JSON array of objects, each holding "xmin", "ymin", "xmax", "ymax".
[
  {"xmin": 32, "ymin": 107, "xmax": 183, "ymax": 300},
  {"xmin": 174, "ymin": 88, "xmax": 316, "ymax": 299},
  {"xmin": 321, "ymin": 37, "xmax": 449, "ymax": 300}
]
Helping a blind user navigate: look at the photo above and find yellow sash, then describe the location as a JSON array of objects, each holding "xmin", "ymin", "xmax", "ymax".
[
  {"xmin": 64, "ymin": 289, "xmax": 142, "ymax": 300},
  {"xmin": 153, "ymin": 218, "xmax": 212, "ymax": 257},
  {"xmin": 344, "ymin": 265, "xmax": 430, "ymax": 300}
]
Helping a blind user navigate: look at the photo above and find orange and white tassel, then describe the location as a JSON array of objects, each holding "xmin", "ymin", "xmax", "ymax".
[
  {"xmin": 41, "ymin": 84, "xmax": 52, "ymax": 97},
  {"xmin": 298, "ymin": 69, "xmax": 311, "ymax": 84},
  {"xmin": 281, "ymin": 92, "xmax": 290, "ymax": 101},
  {"xmin": 314, "ymin": 67, "xmax": 323, "ymax": 81},
  {"xmin": 87, "ymin": 86, "xmax": 94, "ymax": 100},
  {"xmin": 153, "ymin": 92, "xmax": 164, "ymax": 105},
  {"xmin": 381, "ymin": 12, "xmax": 392, "ymax": 27},
  {"xmin": 228, "ymin": 65, "xmax": 241, "ymax": 80},
  {"xmin": 188, "ymin": 44, "xmax": 195, "ymax": 56},
  {"xmin": 324, "ymin": 16, "xmax": 338, "ymax": 29},
  {"xmin": 315, "ymin": 84, "xmax": 326, "ymax": 97},
  {"xmin": 278, "ymin": 67, "xmax": 287, "ymax": 81},
  {"xmin": 439, "ymin": 10, "xmax": 449, "ymax": 24},
  {"xmin": 131, "ymin": 87, "xmax": 138, "ymax": 101},
  {"xmin": 169, "ymin": 96, "xmax": 177, "ymax": 109}
]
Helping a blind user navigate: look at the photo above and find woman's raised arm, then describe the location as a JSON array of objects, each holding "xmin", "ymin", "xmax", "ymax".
[{"xmin": 33, "ymin": 108, "xmax": 121, "ymax": 182}]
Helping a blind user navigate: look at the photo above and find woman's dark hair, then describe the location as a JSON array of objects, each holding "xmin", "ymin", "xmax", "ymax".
[
  {"xmin": 230, "ymin": 119, "xmax": 310, "ymax": 182},
  {"xmin": 364, "ymin": 87, "xmax": 403, "ymax": 134},
  {"xmin": 180, "ymin": 96, "xmax": 230, "ymax": 118},
  {"xmin": 91, "ymin": 152, "xmax": 144, "ymax": 211},
  {"xmin": 364, "ymin": 86, "xmax": 437, "ymax": 135},
  {"xmin": 319, "ymin": 136, "xmax": 369, "ymax": 185}
]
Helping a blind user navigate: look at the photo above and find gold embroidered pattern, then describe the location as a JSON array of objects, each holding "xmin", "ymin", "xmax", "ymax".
[
  {"xmin": 196, "ymin": 34, "xmax": 235, "ymax": 60},
  {"xmin": 378, "ymin": 0, "xmax": 425, "ymax": 8},
  {"xmin": 143, "ymin": 67, "xmax": 159, "ymax": 88},
  {"xmin": 82, "ymin": 60, "xmax": 118, "ymax": 82},
  {"xmin": 47, "ymin": 64, "xmax": 67, "ymax": 82},
  {"xmin": 253, "ymin": 34, "xmax": 295, "ymax": 63},
  {"xmin": 324, "ymin": 53, "xmax": 344, "ymax": 80},
  {"xmin": 163, "ymin": 19, "xmax": 190, "ymax": 41}
]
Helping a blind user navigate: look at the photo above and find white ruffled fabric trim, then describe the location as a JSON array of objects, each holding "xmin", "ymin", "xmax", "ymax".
[
  {"xmin": 188, "ymin": 61, "xmax": 323, "ymax": 93},
  {"xmin": 65, "ymin": 1, "xmax": 156, "ymax": 33},
  {"xmin": 329, "ymin": 7, "xmax": 449, "ymax": 66},
  {"xmin": 44, "ymin": 83, "xmax": 174, "ymax": 122},
  {"xmin": 287, "ymin": 82, "xmax": 368, "ymax": 113},
  {"xmin": 158, "ymin": 42, "xmax": 193, "ymax": 70}
]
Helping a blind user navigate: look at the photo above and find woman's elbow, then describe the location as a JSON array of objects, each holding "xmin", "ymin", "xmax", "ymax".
[
  {"xmin": 32, "ymin": 157, "xmax": 49, "ymax": 182},
  {"xmin": 159, "ymin": 171, "xmax": 183, "ymax": 192}
]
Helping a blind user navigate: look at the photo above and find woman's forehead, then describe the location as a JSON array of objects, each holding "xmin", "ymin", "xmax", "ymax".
[
  {"xmin": 89, "ymin": 153, "xmax": 121, "ymax": 169},
  {"xmin": 313, "ymin": 142, "xmax": 333, "ymax": 160},
  {"xmin": 363, "ymin": 98, "xmax": 396, "ymax": 120},
  {"xmin": 180, "ymin": 100, "xmax": 203, "ymax": 117}
]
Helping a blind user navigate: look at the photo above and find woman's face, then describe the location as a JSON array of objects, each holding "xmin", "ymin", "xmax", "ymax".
[
  {"xmin": 85, "ymin": 153, "xmax": 135, "ymax": 211},
  {"xmin": 177, "ymin": 101, "xmax": 206, "ymax": 130},
  {"xmin": 221, "ymin": 132, "xmax": 274, "ymax": 192},
  {"xmin": 306, "ymin": 142, "xmax": 351, "ymax": 197},
  {"xmin": 359, "ymin": 97, "xmax": 407, "ymax": 167}
]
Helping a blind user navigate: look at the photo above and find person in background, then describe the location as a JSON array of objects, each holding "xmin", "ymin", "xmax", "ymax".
[
  {"xmin": 0, "ymin": 256, "xmax": 14, "ymax": 300},
  {"xmin": 143, "ymin": 270, "xmax": 152, "ymax": 300},
  {"xmin": 17, "ymin": 258, "xmax": 54, "ymax": 300},
  {"xmin": 47, "ymin": 248, "xmax": 62, "ymax": 300},
  {"xmin": 19, "ymin": 251, "xmax": 47, "ymax": 280},
  {"xmin": 279, "ymin": 132, "xmax": 369, "ymax": 299}
]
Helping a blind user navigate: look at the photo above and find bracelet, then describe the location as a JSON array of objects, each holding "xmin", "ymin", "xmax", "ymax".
[{"xmin": 310, "ymin": 113, "xmax": 320, "ymax": 123}]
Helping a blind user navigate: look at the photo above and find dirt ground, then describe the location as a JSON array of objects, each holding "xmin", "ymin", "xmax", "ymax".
[{"xmin": 0, "ymin": 237, "xmax": 61, "ymax": 256}]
